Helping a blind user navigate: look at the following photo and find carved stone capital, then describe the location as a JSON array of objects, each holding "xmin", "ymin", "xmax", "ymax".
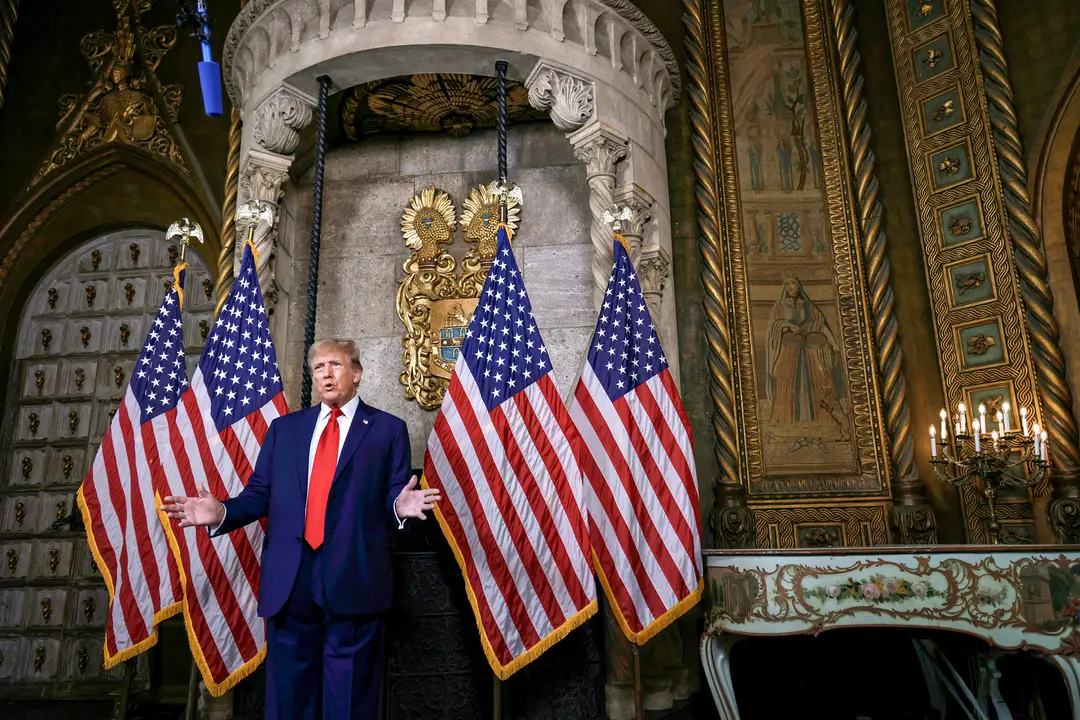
[
  {"xmin": 239, "ymin": 148, "xmax": 292, "ymax": 205},
  {"xmin": 890, "ymin": 504, "xmax": 938, "ymax": 545},
  {"xmin": 1048, "ymin": 498, "xmax": 1080, "ymax": 544},
  {"xmin": 252, "ymin": 84, "xmax": 315, "ymax": 155},
  {"xmin": 568, "ymin": 122, "xmax": 629, "ymax": 179},
  {"xmin": 638, "ymin": 247, "xmax": 669, "ymax": 297},
  {"xmin": 613, "ymin": 184, "xmax": 654, "ymax": 261},
  {"xmin": 525, "ymin": 61, "xmax": 595, "ymax": 132}
]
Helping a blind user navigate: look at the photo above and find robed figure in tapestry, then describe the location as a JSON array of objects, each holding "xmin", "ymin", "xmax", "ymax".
[{"xmin": 765, "ymin": 273, "xmax": 848, "ymax": 442}]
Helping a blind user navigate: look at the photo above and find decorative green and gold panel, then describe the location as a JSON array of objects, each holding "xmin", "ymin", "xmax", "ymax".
[{"xmin": 885, "ymin": 0, "xmax": 1042, "ymax": 543}]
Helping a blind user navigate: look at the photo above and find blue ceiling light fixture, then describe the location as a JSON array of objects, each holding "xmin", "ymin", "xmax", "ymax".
[{"xmin": 177, "ymin": 1, "xmax": 222, "ymax": 117}]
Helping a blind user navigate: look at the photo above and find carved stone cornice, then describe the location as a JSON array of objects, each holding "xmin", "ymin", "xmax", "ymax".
[
  {"xmin": 525, "ymin": 61, "xmax": 594, "ymax": 132},
  {"xmin": 239, "ymin": 148, "xmax": 292, "ymax": 206},
  {"xmin": 223, "ymin": 0, "xmax": 679, "ymax": 126},
  {"xmin": 252, "ymin": 85, "xmax": 315, "ymax": 155}
]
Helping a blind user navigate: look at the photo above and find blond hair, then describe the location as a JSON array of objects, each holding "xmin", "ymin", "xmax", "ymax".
[{"xmin": 308, "ymin": 338, "xmax": 363, "ymax": 373}]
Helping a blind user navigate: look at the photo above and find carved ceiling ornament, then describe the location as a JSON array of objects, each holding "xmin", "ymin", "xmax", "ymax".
[
  {"xmin": 342, "ymin": 74, "xmax": 546, "ymax": 141},
  {"xmin": 397, "ymin": 185, "xmax": 520, "ymax": 410},
  {"xmin": 33, "ymin": 1, "xmax": 185, "ymax": 186}
]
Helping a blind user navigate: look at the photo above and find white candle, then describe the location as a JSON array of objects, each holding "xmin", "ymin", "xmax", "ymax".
[
  {"xmin": 979, "ymin": 404, "xmax": 987, "ymax": 433},
  {"xmin": 992, "ymin": 430, "xmax": 999, "ymax": 450},
  {"xmin": 973, "ymin": 419, "xmax": 981, "ymax": 452},
  {"xmin": 940, "ymin": 408, "xmax": 947, "ymax": 440},
  {"xmin": 1041, "ymin": 431, "xmax": 1049, "ymax": 461},
  {"xmin": 959, "ymin": 403, "xmax": 967, "ymax": 433},
  {"xmin": 1020, "ymin": 406, "xmax": 1028, "ymax": 436},
  {"xmin": 1002, "ymin": 402, "xmax": 1011, "ymax": 433},
  {"xmin": 995, "ymin": 412, "xmax": 1004, "ymax": 434},
  {"xmin": 1033, "ymin": 424, "xmax": 1041, "ymax": 456},
  {"xmin": 955, "ymin": 421, "xmax": 962, "ymax": 438},
  {"xmin": 930, "ymin": 425, "xmax": 937, "ymax": 457}
]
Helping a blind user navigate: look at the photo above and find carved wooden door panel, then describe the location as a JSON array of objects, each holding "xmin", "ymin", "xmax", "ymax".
[{"xmin": 0, "ymin": 229, "xmax": 212, "ymax": 700}]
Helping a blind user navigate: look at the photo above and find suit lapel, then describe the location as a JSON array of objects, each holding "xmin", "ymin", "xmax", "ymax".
[
  {"xmin": 296, "ymin": 405, "xmax": 320, "ymax": 501},
  {"xmin": 333, "ymin": 397, "xmax": 375, "ymax": 485}
]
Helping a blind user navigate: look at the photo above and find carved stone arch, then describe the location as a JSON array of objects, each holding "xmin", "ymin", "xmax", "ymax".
[
  {"xmin": 1032, "ymin": 58, "xmax": 1080, "ymax": 424},
  {"xmin": 0, "ymin": 143, "xmax": 218, "ymax": 409}
]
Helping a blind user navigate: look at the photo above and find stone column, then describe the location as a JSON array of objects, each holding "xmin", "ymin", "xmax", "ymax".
[
  {"xmin": 637, "ymin": 248, "xmax": 669, "ymax": 327},
  {"xmin": 236, "ymin": 84, "xmax": 314, "ymax": 298},
  {"xmin": 567, "ymin": 122, "xmax": 629, "ymax": 310}
]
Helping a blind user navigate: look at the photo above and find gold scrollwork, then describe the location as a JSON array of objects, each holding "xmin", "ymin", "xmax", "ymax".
[
  {"xmin": 90, "ymin": 249, "xmax": 101, "ymax": 270},
  {"xmin": 27, "ymin": 412, "xmax": 39, "ymax": 437},
  {"xmin": 41, "ymin": 328, "xmax": 52, "ymax": 352},
  {"xmin": 34, "ymin": 369, "xmax": 45, "ymax": 393},
  {"xmin": 80, "ymin": 326, "xmax": 91, "ymax": 348},
  {"xmin": 49, "ymin": 548, "xmax": 60, "ymax": 573},
  {"xmin": 119, "ymin": 323, "xmax": 130, "ymax": 346},
  {"xmin": 32, "ymin": 4, "xmax": 185, "ymax": 185},
  {"xmin": 62, "ymin": 455, "xmax": 74, "ymax": 478},
  {"xmin": 129, "ymin": 242, "xmax": 140, "ymax": 264},
  {"xmin": 124, "ymin": 282, "xmax": 135, "ymax": 304},
  {"xmin": 74, "ymin": 367, "xmax": 85, "ymax": 390},
  {"xmin": 33, "ymin": 646, "xmax": 45, "ymax": 673},
  {"xmin": 397, "ymin": 186, "xmax": 519, "ymax": 410},
  {"xmin": 21, "ymin": 456, "xmax": 32, "ymax": 480},
  {"xmin": 41, "ymin": 597, "xmax": 53, "ymax": 623},
  {"xmin": 5, "ymin": 548, "xmax": 16, "ymax": 574},
  {"xmin": 14, "ymin": 502, "xmax": 25, "ymax": 527},
  {"xmin": 68, "ymin": 410, "xmax": 79, "ymax": 435},
  {"xmin": 77, "ymin": 647, "xmax": 89, "ymax": 673},
  {"xmin": 113, "ymin": 365, "xmax": 125, "ymax": 389},
  {"xmin": 47, "ymin": 287, "xmax": 58, "ymax": 309}
]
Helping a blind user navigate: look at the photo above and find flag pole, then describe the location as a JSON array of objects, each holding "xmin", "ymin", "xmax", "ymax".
[
  {"xmin": 601, "ymin": 205, "xmax": 645, "ymax": 720},
  {"xmin": 302, "ymin": 74, "xmax": 332, "ymax": 408},
  {"xmin": 493, "ymin": 57, "xmax": 508, "ymax": 720}
]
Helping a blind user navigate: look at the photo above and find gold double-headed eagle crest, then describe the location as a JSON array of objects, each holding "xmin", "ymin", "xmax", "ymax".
[{"xmin": 397, "ymin": 185, "xmax": 521, "ymax": 409}]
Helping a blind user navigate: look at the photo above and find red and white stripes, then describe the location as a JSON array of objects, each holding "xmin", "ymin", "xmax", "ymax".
[
  {"xmin": 78, "ymin": 389, "xmax": 182, "ymax": 666},
  {"xmin": 424, "ymin": 360, "xmax": 597, "ymax": 677},
  {"xmin": 571, "ymin": 365, "xmax": 702, "ymax": 642}
]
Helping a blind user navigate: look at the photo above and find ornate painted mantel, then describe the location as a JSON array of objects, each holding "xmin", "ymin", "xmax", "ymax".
[{"xmin": 701, "ymin": 547, "xmax": 1080, "ymax": 718}]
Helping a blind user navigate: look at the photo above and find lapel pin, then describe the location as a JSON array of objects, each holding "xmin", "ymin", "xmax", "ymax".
[{"xmin": 363, "ymin": 419, "xmax": 369, "ymax": 425}]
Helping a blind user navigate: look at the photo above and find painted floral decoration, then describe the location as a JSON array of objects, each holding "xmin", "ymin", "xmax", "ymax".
[{"xmin": 806, "ymin": 575, "xmax": 941, "ymax": 604}]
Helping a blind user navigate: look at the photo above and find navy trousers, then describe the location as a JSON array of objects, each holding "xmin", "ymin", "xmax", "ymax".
[{"xmin": 265, "ymin": 542, "xmax": 385, "ymax": 720}]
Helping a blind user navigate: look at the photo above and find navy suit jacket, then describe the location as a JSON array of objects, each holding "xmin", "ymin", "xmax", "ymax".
[{"xmin": 213, "ymin": 398, "xmax": 411, "ymax": 618}]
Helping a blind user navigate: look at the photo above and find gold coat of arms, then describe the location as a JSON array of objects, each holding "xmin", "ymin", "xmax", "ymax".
[{"xmin": 397, "ymin": 185, "xmax": 520, "ymax": 409}]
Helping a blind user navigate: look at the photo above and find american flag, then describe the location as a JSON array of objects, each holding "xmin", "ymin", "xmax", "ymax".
[
  {"xmin": 78, "ymin": 273, "xmax": 186, "ymax": 668},
  {"xmin": 569, "ymin": 238, "xmax": 702, "ymax": 643},
  {"xmin": 424, "ymin": 226, "xmax": 597, "ymax": 679},
  {"xmin": 158, "ymin": 243, "xmax": 287, "ymax": 694}
]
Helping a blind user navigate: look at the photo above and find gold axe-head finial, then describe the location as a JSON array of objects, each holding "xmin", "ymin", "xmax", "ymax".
[{"xmin": 165, "ymin": 218, "xmax": 204, "ymax": 262}]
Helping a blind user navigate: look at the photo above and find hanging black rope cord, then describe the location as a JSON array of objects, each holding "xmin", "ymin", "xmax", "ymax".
[
  {"xmin": 495, "ymin": 59, "xmax": 509, "ymax": 223},
  {"xmin": 301, "ymin": 75, "xmax": 332, "ymax": 408}
]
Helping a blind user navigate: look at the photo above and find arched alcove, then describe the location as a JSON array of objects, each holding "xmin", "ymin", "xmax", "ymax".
[{"xmin": 0, "ymin": 228, "xmax": 211, "ymax": 699}]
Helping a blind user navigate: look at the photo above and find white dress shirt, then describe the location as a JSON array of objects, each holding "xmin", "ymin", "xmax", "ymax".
[{"xmin": 214, "ymin": 394, "xmax": 405, "ymax": 531}]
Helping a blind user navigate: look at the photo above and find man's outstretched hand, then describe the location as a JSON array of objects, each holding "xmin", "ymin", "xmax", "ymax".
[
  {"xmin": 394, "ymin": 475, "xmax": 441, "ymax": 520},
  {"xmin": 161, "ymin": 486, "xmax": 225, "ymax": 528}
]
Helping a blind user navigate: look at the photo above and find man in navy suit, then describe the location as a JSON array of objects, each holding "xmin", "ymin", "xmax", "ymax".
[{"xmin": 162, "ymin": 338, "xmax": 440, "ymax": 719}]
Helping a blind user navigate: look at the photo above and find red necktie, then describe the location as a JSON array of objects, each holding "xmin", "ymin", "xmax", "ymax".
[{"xmin": 304, "ymin": 406, "xmax": 343, "ymax": 549}]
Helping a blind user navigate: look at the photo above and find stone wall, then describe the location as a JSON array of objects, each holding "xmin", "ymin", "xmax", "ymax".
[{"xmin": 276, "ymin": 123, "xmax": 593, "ymax": 466}]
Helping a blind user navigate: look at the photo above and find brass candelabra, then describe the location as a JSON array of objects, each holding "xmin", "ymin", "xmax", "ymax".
[{"xmin": 929, "ymin": 406, "xmax": 1050, "ymax": 544}]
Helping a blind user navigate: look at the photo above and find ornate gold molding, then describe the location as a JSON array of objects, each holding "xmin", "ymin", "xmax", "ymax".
[
  {"xmin": 0, "ymin": 0, "xmax": 16, "ymax": 112},
  {"xmin": 32, "ymin": 0, "xmax": 186, "ymax": 187},
  {"xmin": 883, "ymin": 0, "xmax": 1044, "ymax": 543},
  {"xmin": 215, "ymin": 0, "xmax": 245, "ymax": 319},
  {"xmin": 0, "ymin": 165, "xmax": 126, "ymax": 294},
  {"xmin": 683, "ymin": 0, "xmax": 754, "ymax": 549},
  {"xmin": 829, "ymin": 0, "xmax": 936, "ymax": 544},
  {"xmin": 969, "ymin": 0, "xmax": 1080, "ymax": 544},
  {"xmin": 215, "ymin": 107, "xmax": 242, "ymax": 318}
]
